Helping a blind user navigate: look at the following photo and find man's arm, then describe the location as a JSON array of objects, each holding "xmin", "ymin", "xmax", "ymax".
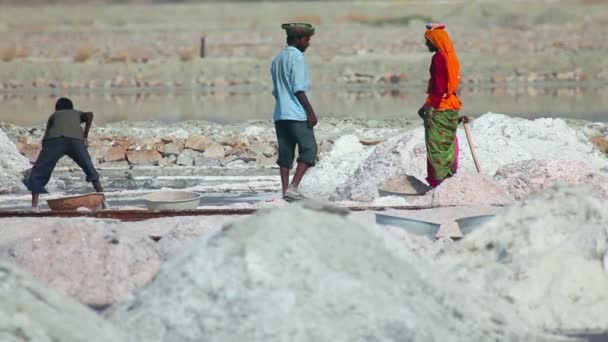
[
  {"xmin": 295, "ymin": 91, "xmax": 317, "ymax": 128},
  {"xmin": 81, "ymin": 112, "xmax": 94, "ymax": 141},
  {"xmin": 43, "ymin": 116, "xmax": 53, "ymax": 139}
]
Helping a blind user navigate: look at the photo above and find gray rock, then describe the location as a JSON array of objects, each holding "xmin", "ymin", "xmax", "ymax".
[
  {"xmin": 177, "ymin": 149, "xmax": 201, "ymax": 166},
  {"xmin": 237, "ymin": 151, "xmax": 258, "ymax": 163},
  {"xmin": 248, "ymin": 140, "xmax": 275, "ymax": 158},
  {"xmin": 159, "ymin": 142, "xmax": 181, "ymax": 156},
  {"xmin": 159, "ymin": 155, "xmax": 178, "ymax": 167},
  {"xmin": 257, "ymin": 156, "xmax": 277, "ymax": 168},
  {"xmin": 194, "ymin": 156, "xmax": 221, "ymax": 167},
  {"xmin": 203, "ymin": 142, "xmax": 226, "ymax": 159},
  {"xmin": 98, "ymin": 161, "xmax": 130, "ymax": 170},
  {"xmin": 185, "ymin": 135, "xmax": 211, "ymax": 152},
  {"xmin": 220, "ymin": 155, "xmax": 238, "ymax": 166}
]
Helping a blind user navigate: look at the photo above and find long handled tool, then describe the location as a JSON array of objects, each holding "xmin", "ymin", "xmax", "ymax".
[{"xmin": 463, "ymin": 121, "xmax": 482, "ymax": 173}]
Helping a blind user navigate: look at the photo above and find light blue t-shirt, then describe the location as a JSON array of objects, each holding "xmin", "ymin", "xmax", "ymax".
[{"xmin": 271, "ymin": 46, "xmax": 309, "ymax": 121}]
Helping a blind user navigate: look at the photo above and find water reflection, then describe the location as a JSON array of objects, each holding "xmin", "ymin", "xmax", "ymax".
[{"xmin": 0, "ymin": 85, "xmax": 606, "ymax": 126}]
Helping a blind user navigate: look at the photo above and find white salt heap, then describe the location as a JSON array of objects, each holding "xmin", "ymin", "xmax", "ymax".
[
  {"xmin": 107, "ymin": 202, "xmax": 552, "ymax": 342},
  {"xmin": 494, "ymin": 159, "xmax": 608, "ymax": 200},
  {"xmin": 300, "ymin": 135, "xmax": 372, "ymax": 200},
  {"xmin": 0, "ymin": 261, "xmax": 126, "ymax": 341},
  {"xmin": 333, "ymin": 113, "xmax": 608, "ymax": 202},
  {"xmin": 440, "ymin": 186, "xmax": 608, "ymax": 332},
  {"xmin": 457, "ymin": 113, "xmax": 608, "ymax": 176},
  {"xmin": 0, "ymin": 129, "xmax": 29, "ymax": 194},
  {"xmin": 335, "ymin": 128, "xmax": 427, "ymax": 201}
]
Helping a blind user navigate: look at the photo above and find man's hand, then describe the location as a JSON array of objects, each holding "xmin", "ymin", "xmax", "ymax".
[
  {"xmin": 458, "ymin": 115, "xmax": 469, "ymax": 124},
  {"xmin": 307, "ymin": 114, "xmax": 318, "ymax": 128},
  {"xmin": 295, "ymin": 91, "xmax": 318, "ymax": 129},
  {"xmin": 84, "ymin": 138, "xmax": 89, "ymax": 147}
]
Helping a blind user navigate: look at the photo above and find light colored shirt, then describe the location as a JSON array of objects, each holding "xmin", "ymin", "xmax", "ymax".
[{"xmin": 271, "ymin": 46, "xmax": 309, "ymax": 121}]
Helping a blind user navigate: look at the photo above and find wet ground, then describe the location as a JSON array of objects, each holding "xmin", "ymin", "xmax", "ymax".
[{"xmin": 0, "ymin": 191, "xmax": 277, "ymax": 211}]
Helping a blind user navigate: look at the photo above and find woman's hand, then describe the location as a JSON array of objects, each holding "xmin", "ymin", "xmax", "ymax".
[
  {"xmin": 422, "ymin": 106, "xmax": 434, "ymax": 128},
  {"xmin": 458, "ymin": 115, "xmax": 469, "ymax": 124},
  {"xmin": 417, "ymin": 106, "xmax": 426, "ymax": 119}
]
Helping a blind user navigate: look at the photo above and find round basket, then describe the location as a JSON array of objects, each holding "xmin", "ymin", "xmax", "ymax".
[{"xmin": 47, "ymin": 193, "xmax": 105, "ymax": 211}]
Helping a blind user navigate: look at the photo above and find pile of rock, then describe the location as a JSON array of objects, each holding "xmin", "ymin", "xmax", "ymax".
[{"xmin": 16, "ymin": 133, "xmax": 279, "ymax": 169}]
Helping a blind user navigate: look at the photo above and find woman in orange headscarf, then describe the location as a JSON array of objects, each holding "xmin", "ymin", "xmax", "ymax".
[{"xmin": 418, "ymin": 23, "xmax": 468, "ymax": 188}]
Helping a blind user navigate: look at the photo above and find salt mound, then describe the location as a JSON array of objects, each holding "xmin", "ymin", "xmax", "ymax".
[
  {"xmin": 0, "ymin": 218, "xmax": 162, "ymax": 306},
  {"xmin": 459, "ymin": 113, "xmax": 608, "ymax": 176},
  {"xmin": 335, "ymin": 128, "xmax": 427, "ymax": 201},
  {"xmin": 440, "ymin": 186, "xmax": 608, "ymax": 332},
  {"xmin": 333, "ymin": 113, "xmax": 608, "ymax": 202},
  {"xmin": 0, "ymin": 261, "xmax": 125, "ymax": 341},
  {"xmin": 300, "ymin": 135, "xmax": 372, "ymax": 200},
  {"xmin": 494, "ymin": 159, "xmax": 608, "ymax": 200},
  {"xmin": 0, "ymin": 128, "xmax": 29, "ymax": 194},
  {"xmin": 107, "ymin": 203, "xmax": 550, "ymax": 342},
  {"xmin": 413, "ymin": 171, "xmax": 513, "ymax": 207}
]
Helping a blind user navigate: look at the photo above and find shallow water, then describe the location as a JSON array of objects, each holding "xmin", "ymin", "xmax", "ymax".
[
  {"xmin": 0, "ymin": 84, "xmax": 607, "ymax": 126},
  {"xmin": 0, "ymin": 191, "xmax": 275, "ymax": 211}
]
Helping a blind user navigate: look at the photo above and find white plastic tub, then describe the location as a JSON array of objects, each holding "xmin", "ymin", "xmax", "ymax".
[{"xmin": 142, "ymin": 191, "xmax": 201, "ymax": 211}]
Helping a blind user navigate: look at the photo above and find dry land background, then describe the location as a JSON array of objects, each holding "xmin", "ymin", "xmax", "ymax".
[{"xmin": 0, "ymin": 0, "xmax": 607, "ymax": 125}]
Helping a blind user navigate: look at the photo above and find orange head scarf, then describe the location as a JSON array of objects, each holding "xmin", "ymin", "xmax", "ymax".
[{"xmin": 425, "ymin": 23, "xmax": 460, "ymax": 96}]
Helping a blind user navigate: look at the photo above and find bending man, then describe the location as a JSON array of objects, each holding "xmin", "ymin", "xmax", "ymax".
[{"xmin": 26, "ymin": 97, "xmax": 105, "ymax": 210}]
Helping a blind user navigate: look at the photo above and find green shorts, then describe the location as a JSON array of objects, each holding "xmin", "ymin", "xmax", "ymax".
[{"xmin": 274, "ymin": 120, "xmax": 317, "ymax": 168}]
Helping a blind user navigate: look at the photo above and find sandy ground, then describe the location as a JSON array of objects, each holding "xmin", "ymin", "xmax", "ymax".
[{"xmin": 1, "ymin": 1, "xmax": 607, "ymax": 88}]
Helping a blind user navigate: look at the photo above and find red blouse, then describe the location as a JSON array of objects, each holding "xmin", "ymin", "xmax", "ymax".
[{"xmin": 426, "ymin": 52, "xmax": 448, "ymax": 109}]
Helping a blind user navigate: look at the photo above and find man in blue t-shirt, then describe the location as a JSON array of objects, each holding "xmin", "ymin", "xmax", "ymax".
[{"xmin": 270, "ymin": 23, "xmax": 318, "ymax": 200}]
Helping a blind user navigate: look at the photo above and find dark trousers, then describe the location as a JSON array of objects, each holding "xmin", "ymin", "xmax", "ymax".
[
  {"xmin": 275, "ymin": 120, "xmax": 317, "ymax": 168},
  {"xmin": 26, "ymin": 137, "xmax": 99, "ymax": 194}
]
